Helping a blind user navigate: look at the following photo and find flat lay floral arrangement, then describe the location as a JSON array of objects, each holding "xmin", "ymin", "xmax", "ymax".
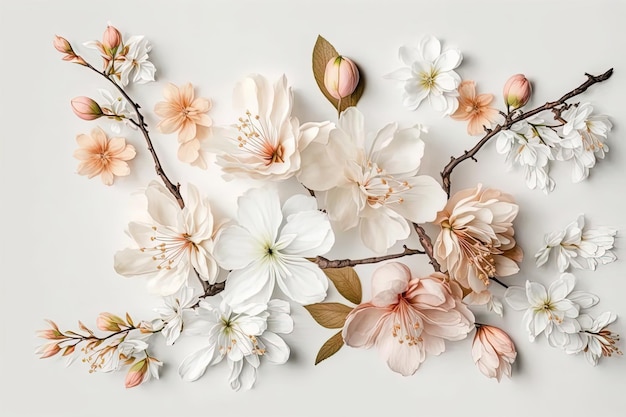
[{"xmin": 39, "ymin": 24, "xmax": 621, "ymax": 389}]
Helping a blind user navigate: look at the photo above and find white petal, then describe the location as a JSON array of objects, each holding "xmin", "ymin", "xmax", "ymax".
[
  {"xmin": 399, "ymin": 45, "xmax": 420, "ymax": 66},
  {"xmin": 326, "ymin": 185, "xmax": 361, "ymax": 230},
  {"xmin": 237, "ymin": 188, "xmax": 282, "ymax": 244},
  {"xmin": 371, "ymin": 127, "xmax": 424, "ymax": 175},
  {"xmin": 298, "ymin": 141, "xmax": 343, "ymax": 191},
  {"xmin": 275, "ymin": 258, "xmax": 328, "ymax": 304},
  {"xmin": 260, "ymin": 332, "xmax": 290, "ymax": 364},
  {"xmin": 390, "ymin": 175, "xmax": 447, "ymax": 223},
  {"xmin": 221, "ymin": 264, "xmax": 275, "ymax": 306},
  {"xmin": 504, "ymin": 286, "xmax": 530, "ymax": 311},
  {"xmin": 281, "ymin": 211, "xmax": 334, "ymax": 257},
  {"xmin": 338, "ymin": 107, "xmax": 365, "ymax": 148},
  {"xmin": 418, "ymin": 35, "xmax": 441, "ymax": 62},
  {"xmin": 178, "ymin": 346, "xmax": 217, "ymax": 382},
  {"xmin": 114, "ymin": 248, "xmax": 157, "ymax": 277},
  {"xmin": 384, "ymin": 67, "xmax": 413, "ymax": 81},
  {"xmin": 434, "ymin": 49, "xmax": 462, "ymax": 72},
  {"xmin": 359, "ymin": 206, "xmax": 410, "ymax": 254},
  {"xmin": 526, "ymin": 281, "xmax": 548, "ymax": 307},
  {"xmin": 569, "ymin": 291, "xmax": 600, "ymax": 309},
  {"xmin": 549, "ymin": 273, "xmax": 576, "ymax": 301},
  {"xmin": 214, "ymin": 225, "xmax": 264, "ymax": 270},
  {"xmin": 146, "ymin": 181, "xmax": 181, "ymax": 227},
  {"xmin": 282, "ymin": 194, "xmax": 318, "ymax": 219}
]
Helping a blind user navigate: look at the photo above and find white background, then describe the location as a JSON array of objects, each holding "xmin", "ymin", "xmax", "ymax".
[{"xmin": 1, "ymin": 1, "xmax": 625, "ymax": 416}]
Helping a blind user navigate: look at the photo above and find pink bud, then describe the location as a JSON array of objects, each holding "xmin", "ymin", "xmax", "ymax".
[
  {"xmin": 125, "ymin": 359, "xmax": 148, "ymax": 388},
  {"xmin": 503, "ymin": 74, "xmax": 531, "ymax": 110},
  {"xmin": 472, "ymin": 325, "xmax": 517, "ymax": 381},
  {"xmin": 323, "ymin": 56, "xmax": 360, "ymax": 100},
  {"xmin": 102, "ymin": 25, "xmax": 122, "ymax": 51},
  {"xmin": 95, "ymin": 312, "xmax": 126, "ymax": 331},
  {"xmin": 71, "ymin": 97, "xmax": 104, "ymax": 121},
  {"xmin": 37, "ymin": 343, "xmax": 61, "ymax": 359},
  {"xmin": 53, "ymin": 35, "xmax": 74, "ymax": 54}
]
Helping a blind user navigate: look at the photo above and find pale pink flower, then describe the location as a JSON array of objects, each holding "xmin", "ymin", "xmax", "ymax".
[
  {"xmin": 451, "ymin": 80, "xmax": 499, "ymax": 136},
  {"xmin": 323, "ymin": 56, "xmax": 360, "ymax": 99},
  {"xmin": 73, "ymin": 127, "xmax": 136, "ymax": 186},
  {"xmin": 342, "ymin": 262, "xmax": 474, "ymax": 376},
  {"xmin": 154, "ymin": 82, "xmax": 212, "ymax": 143},
  {"xmin": 433, "ymin": 184, "xmax": 522, "ymax": 303},
  {"xmin": 472, "ymin": 325, "xmax": 516, "ymax": 381},
  {"xmin": 503, "ymin": 74, "xmax": 531, "ymax": 110}
]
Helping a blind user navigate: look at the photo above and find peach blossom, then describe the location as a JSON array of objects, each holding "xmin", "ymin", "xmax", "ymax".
[
  {"xmin": 73, "ymin": 127, "xmax": 136, "ymax": 186},
  {"xmin": 451, "ymin": 80, "xmax": 499, "ymax": 136},
  {"xmin": 503, "ymin": 74, "xmax": 531, "ymax": 110},
  {"xmin": 125, "ymin": 360, "xmax": 148, "ymax": 388},
  {"xmin": 53, "ymin": 35, "xmax": 86, "ymax": 65},
  {"xmin": 154, "ymin": 83, "xmax": 212, "ymax": 143},
  {"xmin": 434, "ymin": 184, "xmax": 523, "ymax": 301},
  {"xmin": 96, "ymin": 313, "xmax": 125, "ymax": 332},
  {"xmin": 323, "ymin": 56, "xmax": 360, "ymax": 99},
  {"xmin": 102, "ymin": 25, "xmax": 122, "ymax": 50},
  {"xmin": 342, "ymin": 262, "xmax": 474, "ymax": 376},
  {"xmin": 472, "ymin": 325, "xmax": 516, "ymax": 381}
]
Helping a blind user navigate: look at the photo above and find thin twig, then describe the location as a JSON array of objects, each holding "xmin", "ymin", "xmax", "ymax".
[
  {"xmin": 491, "ymin": 277, "xmax": 509, "ymax": 289},
  {"xmin": 314, "ymin": 245, "xmax": 425, "ymax": 269},
  {"xmin": 440, "ymin": 68, "xmax": 613, "ymax": 196},
  {"xmin": 413, "ymin": 223, "xmax": 441, "ymax": 272}
]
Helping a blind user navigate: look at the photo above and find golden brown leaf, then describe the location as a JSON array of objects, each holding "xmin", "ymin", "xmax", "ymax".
[
  {"xmin": 315, "ymin": 330, "xmax": 344, "ymax": 365},
  {"xmin": 323, "ymin": 267, "xmax": 363, "ymax": 304},
  {"xmin": 304, "ymin": 302, "xmax": 353, "ymax": 329}
]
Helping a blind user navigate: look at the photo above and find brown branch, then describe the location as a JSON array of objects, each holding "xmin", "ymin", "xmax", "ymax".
[
  {"xmin": 440, "ymin": 68, "xmax": 613, "ymax": 196},
  {"xmin": 314, "ymin": 245, "xmax": 425, "ymax": 269},
  {"xmin": 82, "ymin": 62, "xmax": 211, "ymax": 294},
  {"xmin": 413, "ymin": 223, "xmax": 441, "ymax": 272},
  {"xmin": 84, "ymin": 62, "xmax": 185, "ymax": 209}
]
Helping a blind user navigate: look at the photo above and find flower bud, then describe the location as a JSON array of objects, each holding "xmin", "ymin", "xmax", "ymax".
[
  {"xmin": 102, "ymin": 25, "xmax": 122, "ymax": 51},
  {"xmin": 503, "ymin": 74, "xmax": 531, "ymax": 110},
  {"xmin": 323, "ymin": 56, "xmax": 360, "ymax": 100},
  {"xmin": 53, "ymin": 35, "xmax": 74, "ymax": 54},
  {"xmin": 472, "ymin": 325, "xmax": 516, "ymax": 381},
  {"xmin": 71, "ymin": 97, "xmax": 104, "ymax": 121},
  {"xmin": 96, "ymin": 312, "xmax": 126, "ymax": 332},
  {"xmin": 125, "ymin": 359, "xmax": 148, "ymax": 388}
]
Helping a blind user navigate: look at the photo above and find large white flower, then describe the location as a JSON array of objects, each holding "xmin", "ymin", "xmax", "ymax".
[
  {"xmin": 535, "ymin": 214, "xmax": 617, "ymax": 272},
  {"xmin": 114, "ymin": 181, "xmax": 221, "ymax": 296},
  {"xmin": 214, "ymin": 188, "xmax": 334, "ymax": 305},
  {"xmin": 209, "ymin": 74, "xmax": 333, "ymax": 181},
  {"xmin": 117, "ymin": 35, "xmax": 156, "ymax": 86},
  {"xmin": 385, "ymin": 35, "xmax": 462, "ymax": 115},
  {"xmin": 178, "ymin": 298, "xmax": 292, "ymax": 390},
  {"xmin": 299, "ymin": 107, "xmax": 446, "ymax": 253},
  {"xmin": 556, "ymin": 102, "xmax": 611, "ymax": 182},
  {"xmin": 504, "ymin": 273, "xmax": 599, "ymax": 343}
]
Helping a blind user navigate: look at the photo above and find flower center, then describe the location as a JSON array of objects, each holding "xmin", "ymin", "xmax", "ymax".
[
  {"xmin": 454, "ymin": 228, "xmax": 497, "ymax": 285},
  {"xmin": 218, "ymin": 314, "xmax": 266, "ymax": 356},
  {"xmin": 357, "ymin": 161, "xmax": 411, "ymax": 208},
  {"xmin": 98, "ymin": 152, "xmax": 111, "ymax": 164},
  {"xmin": 581, "ymin": 126, "xmax": 605, "ymax": 152},
  {"xmin": 419, "ymin": 68, "xmax": 439, "ymax": 89},
  {"xmin": 390, "ymin": 298, "xmax": 423, "ymax": 346},
  {"xmin": 236, "ymin": 110, "xmax": 284, "ymax": 165},
  {"xmin": 140, "ymin": 227, "xmax": 194, "ymax": 271}
]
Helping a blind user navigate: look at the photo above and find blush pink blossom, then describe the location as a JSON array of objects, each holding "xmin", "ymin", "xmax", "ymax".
[
  {"xmin": 342, "ymin": 262, "xmax": 474, "ymax": 376},
  {"xmin": 472, "ymin": 325, "xmax": 516, "ymax": 381},
  {"xmin": 503, "ymin": 74, "xmax": 532, "ymax": 110}
]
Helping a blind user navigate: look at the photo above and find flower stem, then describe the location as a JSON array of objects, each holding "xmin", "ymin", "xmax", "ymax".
[
  {"xmin": 314, "ymin": 245, "xmax": 425, "ymax": 268},
  {"xmin": 413, "ymin": 223, "xmax": 441, "ymax": 272},
  {"xmin": 440, "ymin": 69, "xmax": 613, "ymax": 197}
]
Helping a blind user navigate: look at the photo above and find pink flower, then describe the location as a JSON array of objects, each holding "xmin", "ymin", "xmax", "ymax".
[
  {"xmin": 451, "ymin": 80, "xmax": 499, "ymax": 136},
  {"xmin": 154, "ymin": 82, "xmax": 212, "ymax": 143},
  {"xmin": 433, "ymin": 184, "xmax": 523, "ymax": 302},
  {"xmin": 102, "ymin": 25, "xmax": 122, "ymax": 51},
  {"xmin": 71, "ymin": 96, "xmax": 104, "ymax": 121},
  {"xmin": 73, "ymin": 127, "xmax": 136, "ymax": 186},
  {"xmin": 472, "ymin": 325, "xmax": 516, "ymax": 381},
  {"xmin": 342, "ymin": 262, "xmax": 474, "ymax": 376}
]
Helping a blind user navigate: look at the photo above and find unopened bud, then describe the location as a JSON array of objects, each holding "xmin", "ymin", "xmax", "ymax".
[
  {"xmin": 102, "ymin": 25, "xmax": 122, "ymax": 51},
  {"xmin": 96, "ymin": 312, "xmax": 126, "ymax": 332},
  {"xmin": 37, "ymin": 343, "xmax": 61, "ymax": 359},
  {"xmin": 125, "ymin": 359, "xmax": 148, "ymax": 388},
  {"xmin": 503, "ymin": 74, "xmax": 531, "ymax": 110},
  {"xmin": 323, "ymin": 56, "xmax": 360, "ymax": 100},
  {"xmin": 71, "ymin": 97, "xmax": 104, "ymax": 121}
]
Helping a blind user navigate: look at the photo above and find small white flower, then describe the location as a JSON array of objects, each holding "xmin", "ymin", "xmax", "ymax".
[
  {"xmin": 504, "ymin": 273, "xmax": 598, "ymax": 343},
  {"xmin": 98, "ymin": 89, "xmax": 136, "ymax": 134},
  {"xmin": 114, "ymin": 181, "xmax": 221, "ymax": 296},
  {"xmin": 299, "ymin": 107, "xmax": 446, "ymax": 253},
  {"xmin": 154, "ymin": 287, "xmax": 199, "ymax": 345},
  {"xmin": 535, "ymin": 214, "xmax": 617, "ymax": 272},
  {"xmin": 118, "ymin": 35, "xmax": 156, "ymax": 86},
  {"xmin": 209, "ymin": 74, "xmax": 333, "ymax": 181},
  {"xmin": 576, "ymin": 312, "xmax": 621, "ymax": 366},
  {"xmin": 385, "ymin": 35, "xmax": 462, "ymax": 115},
  {"xmin": 214, "ymin": 188, "xmax": 334, "ymax": 305},
  {"xmin": 556, "ymin": 103, "xmax": 611, "ymax": 182}
]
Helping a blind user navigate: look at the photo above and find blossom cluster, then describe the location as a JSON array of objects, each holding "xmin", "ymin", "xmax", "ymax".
[{"xmin": 39, "ymin": 26, "xmax": 620, "ymax": 389}]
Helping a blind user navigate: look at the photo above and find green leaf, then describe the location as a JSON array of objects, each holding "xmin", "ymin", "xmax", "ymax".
[
  {"xmin": 323, "ymin": 267, "xmax": 363, "ymax": 304},
  {"xmin": 315, "ymin": 330, "xmax": 344, "ymax": 365},
  {"xmin": 312, "ymin": 35, "xmax": 364, "ymax": 113},
  {"xmin": 304, "ymin": 302, "xmax": 353, "ymax": 329}
]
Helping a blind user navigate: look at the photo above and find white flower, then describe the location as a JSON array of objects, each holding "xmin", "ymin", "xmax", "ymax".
[
  {"xmin": 117, "ymin": 35, "xmax": 156, "ymax": 86},
  {"xmin": 209, "ymin": 74, "xmax": 333, "ymax": 181},
  {"xmin": 576, "ymin": 312, "xmax": 621, "ymax": 366},
  {"xmin": 84, "ymin": 329, "xmax": 151, "ymax": 373},
  {"xmin": 114, "ymin": 181, "xmax": 221, "ymax": 296},
  {"xmin": 154, "ymin": 287, "xmax": 199, "ymax": 345},
  {"xmin": 504, "ymin": 273, "xmax": 599, "ymax": 343},
  {"xmin": 556, "ymin": 103, "xmax": 611, "ymax": 182},
  {"xmin": 385, "ymin": 35, "xmax": 462, "ymax": 115},
  {"xmin": 298, "ymin": 107, "xmax": 446, "ymax": 253},
  {"xmin": 535, "ymin": 214, "xmax": 617, "ymax": 272},
  {"xmin": 98, "ymin": 89, "xmax": 136, "ymax": 134},
  {"xmin": 214, "ymin": 188, "xmax": 334, "ymax": 305},
  {"xmin": 228, "ymin": 299, "xmax": 293, "ymax": 391},
  {"xmin": 178, "ymin": 298, "xmax": 292, "ymax": 390}
]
